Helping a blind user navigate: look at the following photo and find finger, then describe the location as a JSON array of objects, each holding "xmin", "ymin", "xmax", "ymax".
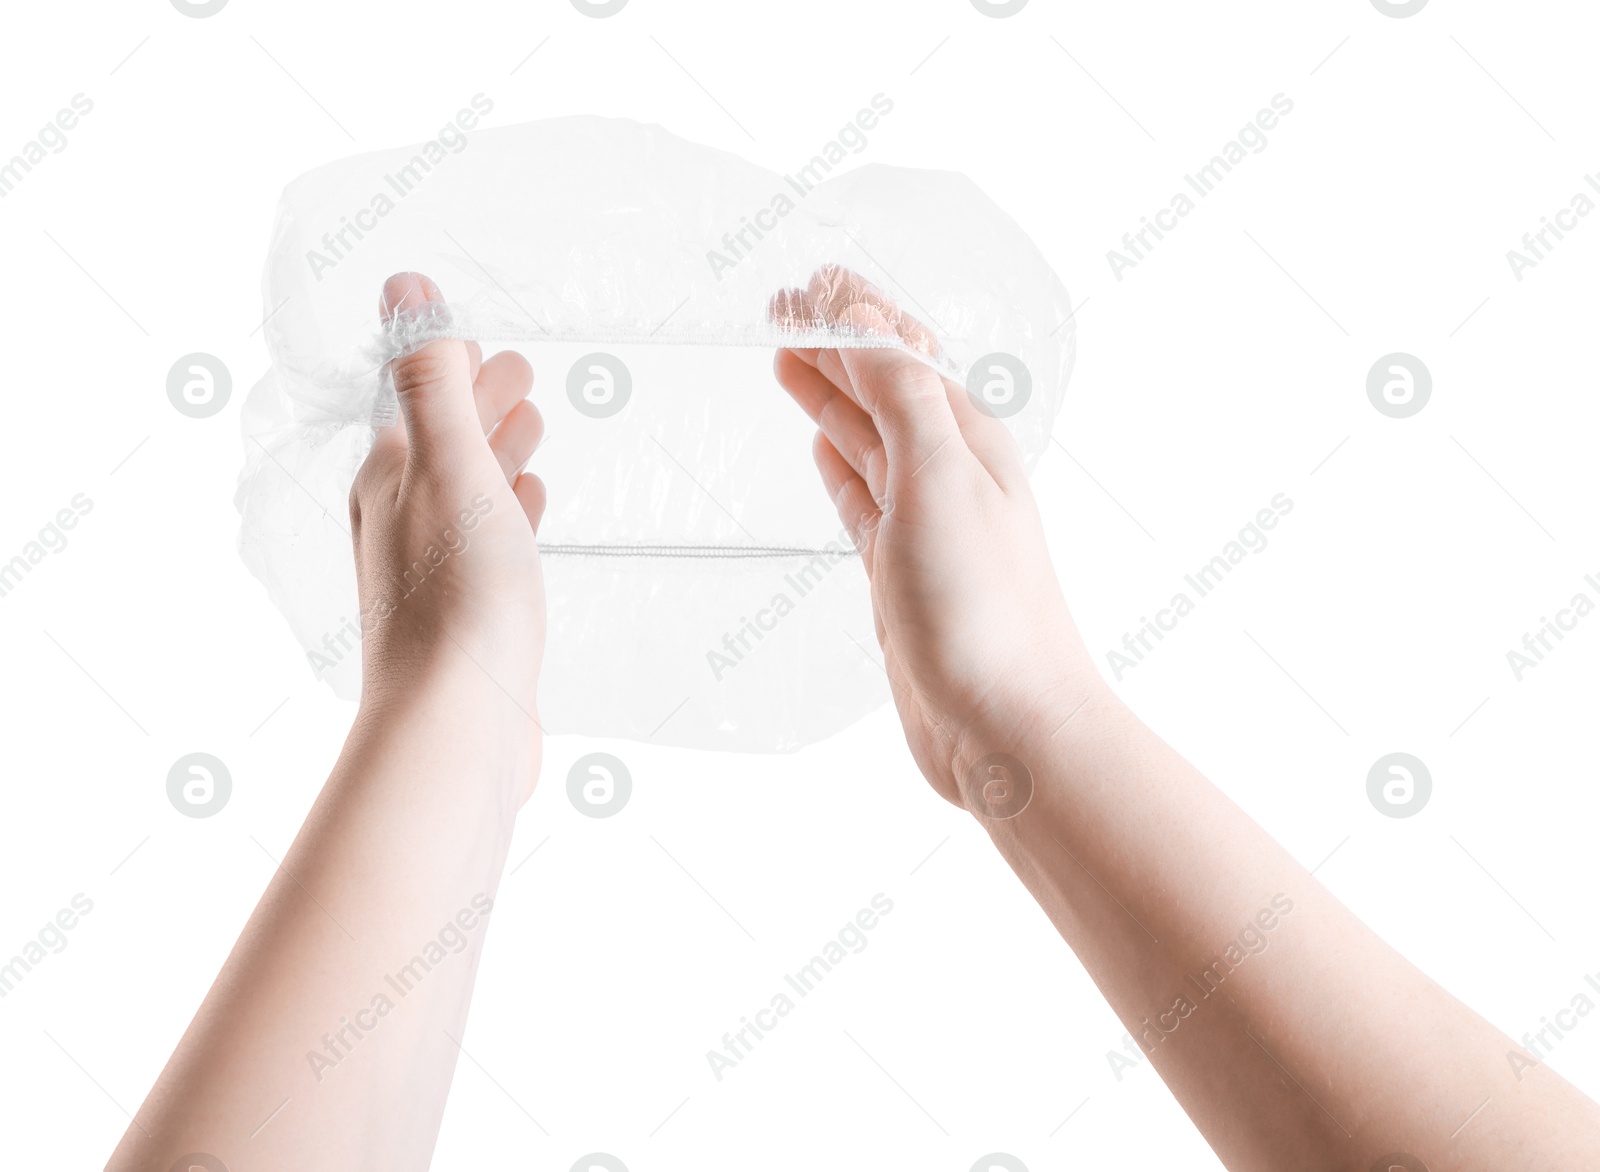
[
  {"xmin": 488, "ymin": 398, "xmax": 544, "ymax": 482},
  {"xmin": 768, "ymin": 286, "xmax": 821, "ymax": 334},
  {"xmin": 512, "ymin": 470, "xmax": 547, "ymax": 533},
  {"xmin": 793, "ymin": 347, "xmax": 890, "ymax": 468},
  {"xmin": 788, "ymin": 338, "xmax": 896, "ymax": 439},
  {"xmin": 807, "ymin": 265, "xmax": 878, "ymax": 324},
  {"xmin": 474, "ymin": 350, "xmax": 534, "ymax": 434},
  {"xmin": 769, "ymin": 289, "xmax": 824, "ymax": 376},
  {"xmin": 775, "ymin": 349, "xmax": 887, "ymax": 499},
  {"xmin": 773, "ymin": 348, "xmax": 831, "ymax": 419},
  {"xmin": 832, "ymin": 303, "xmax": 967, "ymax": 479},
  {"xmin": 814, "ymin": 432, "xmax": 881, "ymax": 566},
  {"xmin": 805, "ymin": 265, "xmax": 943, "ymax": 360},
  {"xmin": 380, "ymin": 272, "xmax": 481, "ymax": 458},
  {"xmin": 367, "ymin": 289, "xmax": 482, "ymax": 481},
  {"xmin": 782, "ymin": 279, "xmax": 972, "ymax": 483},
  {"xmin": 811, "ymin": 345, "xmax": 869, "ymax": 413},
  {"xmin": 942, "ymin": 373, "xmax": 1027, "ymax": 491},
  {"xmin": 780, "ymin": 341, "xmax": 834, "ymax": 387},
  {"xmin": 790, "ymin": 287, "xmax": 1023, "ymax": 491},
  {"xmin": 798, "ymin": 267, "xmax": 949, "ymax": 425},
  {"xmin": 801, "ymin": 321, "xmax": 921, "ymax": 428},
  {"xmin": 806, "ymin": 336, "xmax": 1001, "ymax": 491}
]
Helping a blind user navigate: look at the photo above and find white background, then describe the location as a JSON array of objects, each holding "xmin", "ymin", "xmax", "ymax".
[{"xmin": 2, "ymin": 1, "xmax": 1598, "ymax": 1169}]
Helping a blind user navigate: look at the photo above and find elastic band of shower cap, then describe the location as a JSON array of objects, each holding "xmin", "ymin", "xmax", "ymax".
[{"xmin": 362, "ymin": 263, "xmax": 961, "ymax": 429}]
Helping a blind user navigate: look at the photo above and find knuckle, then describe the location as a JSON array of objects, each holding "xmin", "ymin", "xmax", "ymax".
[
  {"xmin": 349, "ymin": 442, "xmax": 400, "ymax": 522},
  {"xmin": 861, "ymin": 359, "xmax": 941, "ymax": 413},
  {"xmin": 390, "ymin": 345, "xmax": 459, "ymax": 397},
  {"xmin": 861, "ymin": 443, "xmax": 887, "ymax": 487}
]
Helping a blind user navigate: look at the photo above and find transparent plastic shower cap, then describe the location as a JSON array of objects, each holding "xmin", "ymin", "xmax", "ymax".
[{"xmin": 236, "ymin": 114, "xmax": 1075, "ymax": 752}]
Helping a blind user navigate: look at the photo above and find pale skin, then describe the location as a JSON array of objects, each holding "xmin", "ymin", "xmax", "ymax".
[
  {"xmin": 111, "ymin": 268, "xmax": 1600, "ymax": 1170},
  {"xmin": 109, "ymin": 273, "xmax": 546, "ymax": 1171}
]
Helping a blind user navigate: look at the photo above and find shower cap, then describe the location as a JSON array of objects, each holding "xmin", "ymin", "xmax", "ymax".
[{"xmin": 236, "ymin": 114, "xmax": 1074, "ymax": 752}]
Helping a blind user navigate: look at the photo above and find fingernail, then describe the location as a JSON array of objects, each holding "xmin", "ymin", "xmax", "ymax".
[{"xmin": 380, "ymin": 271, "xmax": 441, "ymax": 323}]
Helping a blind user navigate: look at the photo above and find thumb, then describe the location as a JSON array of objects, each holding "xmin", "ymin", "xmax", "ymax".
[
  {"xmin": 835, "ymin": 303, "xmax": 966, "ymax": 479},
  {"xmin": 380, "ymin": 272, "xmax": 480, "ymax": 458}
]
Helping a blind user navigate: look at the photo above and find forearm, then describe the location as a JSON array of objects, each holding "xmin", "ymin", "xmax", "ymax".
[
  {"xmin": 110, "ymin": 664, "xmax": 531, "ymax": 1172},
  {"xmin": 964, "ymin": 682, "xmax": 1600, "ymax": 1169}
]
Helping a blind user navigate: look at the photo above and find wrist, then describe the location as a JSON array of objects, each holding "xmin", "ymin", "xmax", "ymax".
[
  {"xmin": 947, "ymin": 669, "xmax": 1128, "ymax": 823},
  {"xmin": 361, "ymin": 621, "xmax": 539, "ymax": 714},
  {"xmin": 353, "ymin": 653, "xmax": 541, "ymax": 805}
]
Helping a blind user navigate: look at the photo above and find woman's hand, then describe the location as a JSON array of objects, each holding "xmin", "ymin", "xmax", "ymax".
[
  {"xmin": 350, "ymin": 272, "xmax": 547, "ymax": 799},
  {"xmin": 777, "ymin": 267, "xmax": 1600, "ymax": 1171},
  {"xmin": 109, "ymin": 277, "xmax": 553, "ymax": 1172},
  {"xmin": 771, "ymin": 266, "xmax": 1104, "ymax": 809}
]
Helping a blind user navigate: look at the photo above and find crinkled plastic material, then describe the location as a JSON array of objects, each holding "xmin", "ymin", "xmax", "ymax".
[{"xmin": 236, "ymin": 115, "xmax": 1074, "ymax": 752}]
